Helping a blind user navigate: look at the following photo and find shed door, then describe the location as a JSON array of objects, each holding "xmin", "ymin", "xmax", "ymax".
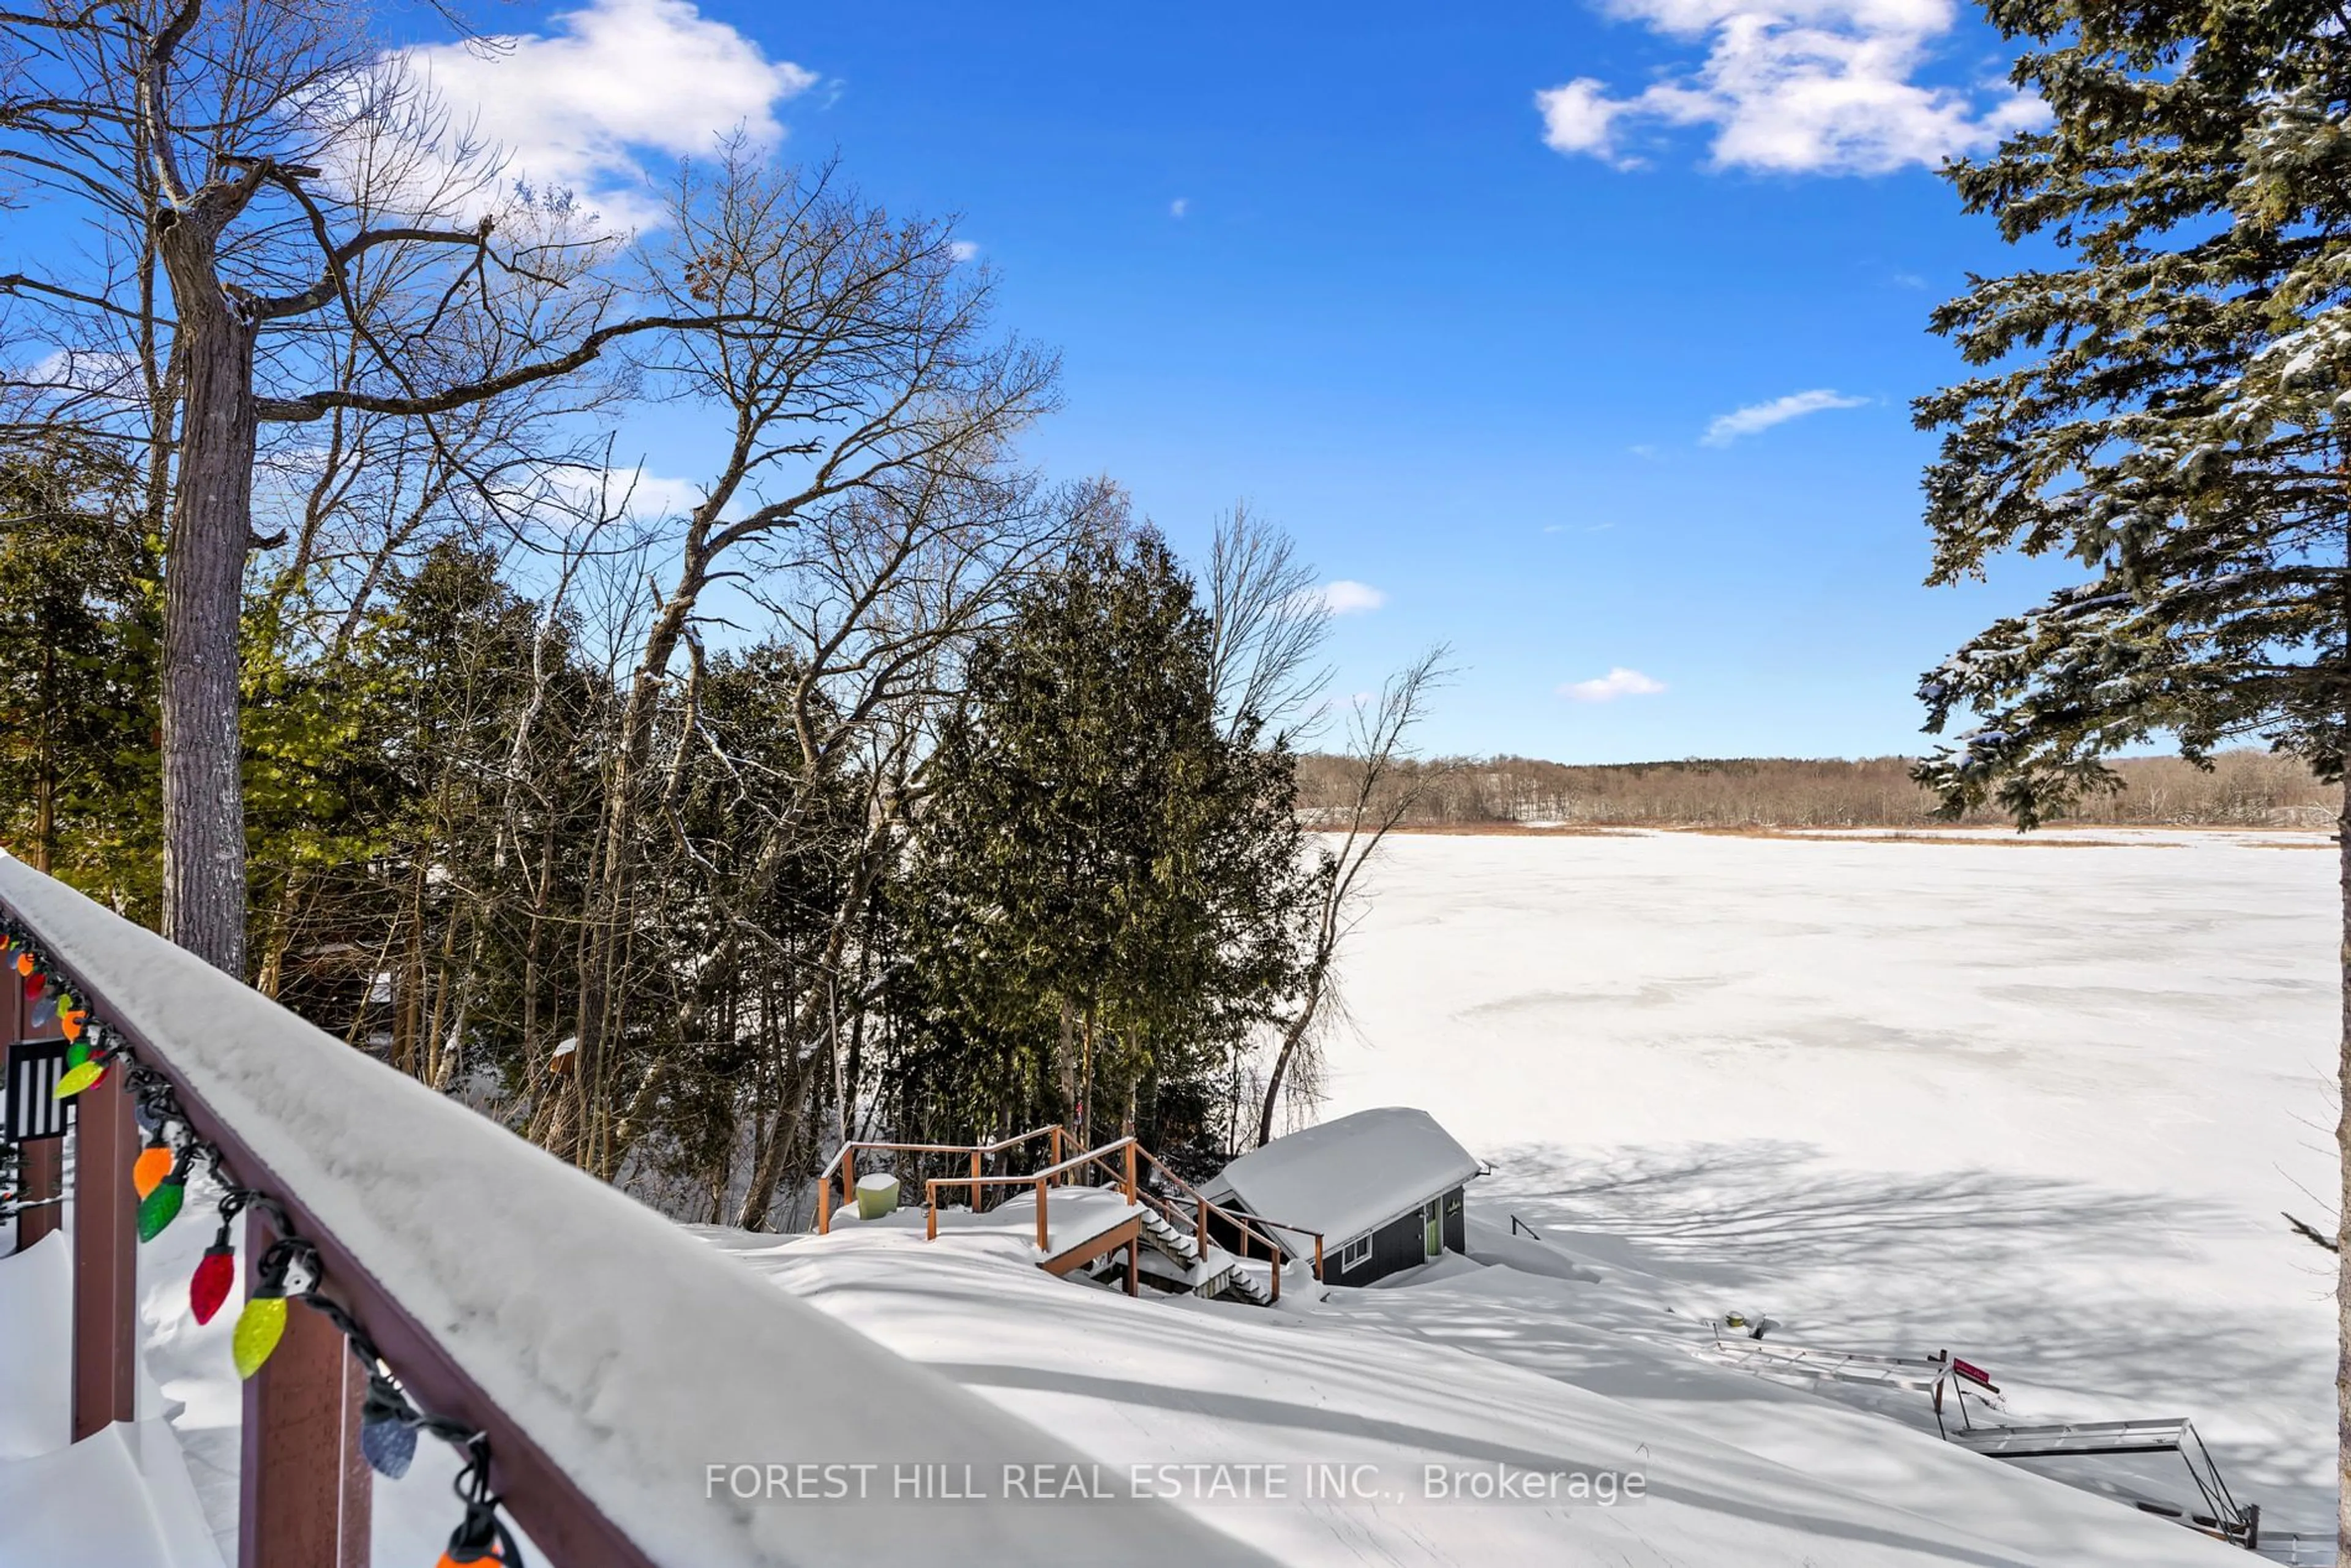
[{"xmin": 1424, "ymin": 1198, "xmax": 1442, "ymax": 1259}]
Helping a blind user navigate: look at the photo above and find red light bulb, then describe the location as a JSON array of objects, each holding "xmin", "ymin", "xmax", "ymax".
[{"xmin": 191, "ymin": 1243, "xmax": 236, "ymax": 1326}]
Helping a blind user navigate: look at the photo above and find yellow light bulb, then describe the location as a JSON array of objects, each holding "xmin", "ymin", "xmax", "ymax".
[{"xmin": 233, "ymin": 1296, "xmax": 288, "ymax": 1379}]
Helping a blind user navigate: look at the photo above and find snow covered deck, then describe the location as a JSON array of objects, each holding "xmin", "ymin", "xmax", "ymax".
[{"xmin": 836, "ymin": 1181, "xmax": 1149, "ymax": 1270}]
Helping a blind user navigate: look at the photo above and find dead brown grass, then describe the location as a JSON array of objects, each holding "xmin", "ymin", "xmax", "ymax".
[
  {"xmin": 1298, "ymin": 749, "xmax": 2334, "ymax": 831},
  {"xmin": 1375, "ymin": 822, "xmax": 1644, "ymax": 838},
  {"xmin": 1676, "ymin": 826, "xmax": 2169, "ymax": 848}
]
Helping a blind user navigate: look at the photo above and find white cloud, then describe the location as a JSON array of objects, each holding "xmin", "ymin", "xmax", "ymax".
[
  {"xmin": 405, "ymin": 0, "xmax": 817, "ymax": 228},
  {"xmin": 1537, "ymin": 79, "xmax": 1638, "ymax": 165},
  {"xmin": 1702, "ymin": 388, "xmax": 1867, "ymax": 445},
  {"xmin": 1318, "ymin": 580, "xmax": 1387, "ymax": 615},
  {"xmin": 527, "ymin": 465, "xmax": 710, "ymax": 529},
  {"xmin": 1535, "ymin": 0, "xmax": 2045, "ymax": 175},
  {"xmin": 1170, "ymin": 197, "xmax": 1190, "ymax": 218},
  {"xmin": 948, "ymin": 240, "xmax": 981, "ymax": 263},
  {"xmin": 1559, "ymin": 667, "xmax": 1667, "ymax": 702},
  {"xmin": 612, "ymin": 467, "xmax": 708, "ymax": 520}
]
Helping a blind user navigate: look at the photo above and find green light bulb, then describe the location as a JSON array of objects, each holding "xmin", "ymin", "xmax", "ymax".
[{"xmin": 137, "ymin": 1177, "xmax": 184, "ymax": 1242}]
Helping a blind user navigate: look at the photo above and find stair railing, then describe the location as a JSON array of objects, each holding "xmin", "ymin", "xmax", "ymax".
[
  {"xmin": 814, "ymin": 1123, "xmax": 1065, "ymax": 1234},
  {"xmin": 1131, "ymin": 1146, "xmax": 1324, "ymax": 1301},
  {"xmin": 921, "ymin": 1136, "xmax": 1139, "ymax": 1251},
  {"xmin": 817, "ymin": 1123, "xmax": 1327, "ymax": 1307}
]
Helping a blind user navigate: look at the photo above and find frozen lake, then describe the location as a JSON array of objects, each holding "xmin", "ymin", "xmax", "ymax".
[{"xmin": 1322, "ymin": 827, "xmax": 2341, "ymax": 1547}]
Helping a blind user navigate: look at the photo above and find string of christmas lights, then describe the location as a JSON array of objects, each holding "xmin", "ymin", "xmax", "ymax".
[{"xmin": 1, "ymin": 920, "xmax": 527, "ymax": 1567}]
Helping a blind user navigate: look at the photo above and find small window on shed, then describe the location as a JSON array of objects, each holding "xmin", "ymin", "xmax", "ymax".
[{"xmin": 1337, "ymin": 1235, "xmax": 1371, "ymax": 1271}]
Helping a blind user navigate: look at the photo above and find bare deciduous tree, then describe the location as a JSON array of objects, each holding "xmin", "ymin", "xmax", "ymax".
[
  {"xmin": 1257, "ymin": 647, "xmax": 1450, "ymax": 1147},
  {"xmin": 1205, "ymin": 502, "xmax": 1331, "ymax": 743},
  {"xmin": 0, "ymin": 0, "xmax": 742, "ymax": 972},
  {"xmin": 546, "ymin": 148, "xmax": 1067, "ymax": 1182}
]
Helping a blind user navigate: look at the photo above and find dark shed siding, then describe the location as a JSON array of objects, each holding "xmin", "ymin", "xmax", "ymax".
[
  {"xmin": 1212, "ymin": 1182, "xmax": 1472, "ymax": 1288},
  {"xmin": 1324, "ymin": 1189, "xmax": 1471, "ymax": 1287}
]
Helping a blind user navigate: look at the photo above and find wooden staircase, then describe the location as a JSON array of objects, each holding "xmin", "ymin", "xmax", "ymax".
[
  {"xmin": 816, "ymin": 1127, "xmax": 1318, "ymax": 1307},
  {"xmin": 1109, "ymin": 1202, "xmax": 1275, "ymax": 1305}
]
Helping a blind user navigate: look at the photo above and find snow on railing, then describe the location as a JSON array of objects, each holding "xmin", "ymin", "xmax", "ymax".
[{"xmin": 0, "ymin": 855, "xmax": 1269, "ymax": 1567}]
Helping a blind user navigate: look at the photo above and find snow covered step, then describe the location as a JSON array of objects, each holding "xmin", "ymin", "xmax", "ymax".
[
  {"xmin": 1215, "ymin": 1259, "xmax": 1274, "ymax": 1307},
  {"xmin": 1126, "ymin": 1246, "xmax": 1237, "ymax": 1298},
  {"xmin": 1134, "ymin": 1204, "xmax": 1205, "ymax": 1266}
]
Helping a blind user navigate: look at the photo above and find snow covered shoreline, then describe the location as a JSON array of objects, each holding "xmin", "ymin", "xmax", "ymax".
[{"xmin": 1319, "ymin": 827, "xmax": 2339, "ymax": 1550}]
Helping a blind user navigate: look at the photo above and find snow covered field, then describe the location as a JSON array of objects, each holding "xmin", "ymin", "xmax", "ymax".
[
  {"xmin": 1318, "ymin": 827, "xmax": 2341, "ymax": 1551},
  {"xmin": 2, "ymin": 825, "xmax": 2334, "ymax": 1564}
]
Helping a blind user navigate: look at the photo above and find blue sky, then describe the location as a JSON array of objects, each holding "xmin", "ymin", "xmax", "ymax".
[{"xmin": 416, "ymin": 1, "xmax": 2077, "ymax": 759}]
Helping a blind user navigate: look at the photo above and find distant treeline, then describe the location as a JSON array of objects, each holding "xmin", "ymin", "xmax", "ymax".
[{"xmin": 1292, "ymin": 751, "xmax": 2336, "ymax": 830}]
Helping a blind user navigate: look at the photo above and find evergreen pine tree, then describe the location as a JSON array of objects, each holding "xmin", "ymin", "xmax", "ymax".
[
  {"xmin": 903, "ymin": 529, "xmax": 1308, "ymax": 1150},
  {"xmin": 1913, "ymin": 0, "xmax": 2351, "ymax": 1537},
  {"xmin": 0, "ymin": 442, "xmax": 159, "ymax": 909}
]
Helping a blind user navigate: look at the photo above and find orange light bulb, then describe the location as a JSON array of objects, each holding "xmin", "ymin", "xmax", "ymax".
[{"xmin": 132, "ymin": 1142, "xmax": 173, "ymax": 1199}]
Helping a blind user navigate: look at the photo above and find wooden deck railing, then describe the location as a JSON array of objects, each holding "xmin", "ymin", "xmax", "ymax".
[
  {"xmin": 814, "ymin": 1123, "xmax": 1067, "ymax": 1236},
  {"xmin": 0, "ymin": 854, "xmax": 1273, "ymax": 1568},
  {"xmin": 921, "ymin": 1136, "xmax": 1141, "ymax": 1249}
]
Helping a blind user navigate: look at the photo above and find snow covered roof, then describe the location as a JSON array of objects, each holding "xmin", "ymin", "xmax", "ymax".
[{"xmin": 1203, "ymin": 1107, "xmax": 1479, "ymax": 1250}]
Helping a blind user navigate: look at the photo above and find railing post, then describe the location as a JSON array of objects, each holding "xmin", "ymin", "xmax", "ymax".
[
  {"xmin": 1195, "ymin": 1198, "xmax": 1207, "ymax": 1253},
  {"xmin": 71, "ymin": 1057, "xmax": 135, "ymax": 1438},
  {"xmin": 817, "ymin": 1171, "xmax": 831, "ymax": 1235},
  {"xmin": 1122, "ymin": 1141, "xmax": 1136, "ymax": 1204},
  {"xmin": 239, "ymin": 1209, "xmax": 370, "ymax": 1568},
  {"xmin": 970, "ymin": 1150, "xmax": 981, "ymax": 1212},
  {"xmin": 926, "ymin": 1185, "xmax": 938, "ymax": 1242},
  {"xmin": 13, "ymin": 1139, "xmax": 61, "ymax": 1251},
  {"xmin": 1049, "ymin": 1127, "xmax": 1062, "ymax": 1181},
  {"xmin": 1035, "ymin": 1178, "xmax": 1048, "ymax": 1251},
  {"xmin": 1313, "ymin": 1236, "xmax": 1324, "ymax": 1283},
  {"xmin": 7, "ymin": 979, "xmax": 62, "ymax": 1255}
]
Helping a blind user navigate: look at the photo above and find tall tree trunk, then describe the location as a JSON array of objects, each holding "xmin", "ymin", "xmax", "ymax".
[
  {"xmin": 569, "ymin": 574, "xmax": 705, "ymax": 1165},
  {"xmin": 1057, "ymin": 997, "xmax": 1077, "ymax": 1116},
  {"xmin": 1258, "ymin": 957, "xmax": 1327, "ymax": 1148},
  {"xmin": 32, "ymin": 640, "xmax": 53, "ymax": 874},
  {"xmin": 157, "ymin": 231, "xmax": 257, "ymax": 977},
  {"xmin": 1079, "ymin": 1003, "xmax": 1097, "ymax": 1149},
  {"xmin": 2337, "ymin": 773, "xmax": 2350, "ymax": 1561}
]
